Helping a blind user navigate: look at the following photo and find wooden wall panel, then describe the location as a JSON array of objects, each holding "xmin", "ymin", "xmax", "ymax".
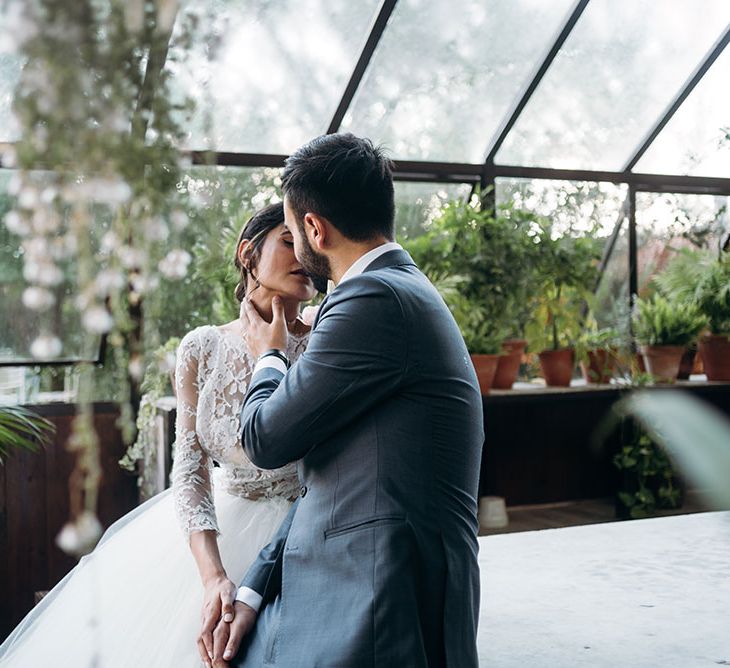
[{"xmin": 1, "ymin": 403, "xmax": 139, "ymax": 642}]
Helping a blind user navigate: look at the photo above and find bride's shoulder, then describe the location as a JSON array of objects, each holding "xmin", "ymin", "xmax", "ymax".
[{"xmin": 178, "ymin": 325, "xmax": 219, "ymax": 355}]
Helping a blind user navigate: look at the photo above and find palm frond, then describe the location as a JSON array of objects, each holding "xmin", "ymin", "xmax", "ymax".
[{"xmin": 0, "ymin": 406, "xmax": 55, "ymax": 463}]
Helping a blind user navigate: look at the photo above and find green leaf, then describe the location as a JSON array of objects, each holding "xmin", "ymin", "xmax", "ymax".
[{"xmin": 615, "ymin": 391, "xmax": 730, "ymax": 508}]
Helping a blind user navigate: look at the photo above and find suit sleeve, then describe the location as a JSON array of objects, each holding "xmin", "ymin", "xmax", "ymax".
[
  {"xmin": 239, "ymin": 499, "xmax": 299, "ymax": 596},
  {"xmin": 240, "ymin": 274, "xmax": 407, "ymax": 469}
]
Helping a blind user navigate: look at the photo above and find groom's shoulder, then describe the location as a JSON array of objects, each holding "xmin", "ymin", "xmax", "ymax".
[{"xmin": 326, "ymin": 271, "xmax": 406, "ymax": 316}]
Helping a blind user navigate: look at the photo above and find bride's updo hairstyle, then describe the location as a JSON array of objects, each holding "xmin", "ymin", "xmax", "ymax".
[{"xmin": 233, "ymin": 202, "xmax": 285, "ymax": 302}]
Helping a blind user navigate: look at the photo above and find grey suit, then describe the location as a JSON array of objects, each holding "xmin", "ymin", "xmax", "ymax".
[{"xmin": 235, "ymin": 249, "xmax": 484, "ymax": 667}]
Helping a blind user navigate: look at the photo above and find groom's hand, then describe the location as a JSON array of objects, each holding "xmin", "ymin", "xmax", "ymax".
[
  {"xmin": 241, "ymin": 296, "xmax": 287, "ymax": 359},
  {"xmin": 210, "ymin": 601, "xmax": 258, "ymax": 667}
]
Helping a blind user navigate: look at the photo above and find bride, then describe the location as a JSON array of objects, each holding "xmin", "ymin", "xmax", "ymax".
[{"xmin": 0, "ymin": 202, "xmax": 318, "ymax": 667}]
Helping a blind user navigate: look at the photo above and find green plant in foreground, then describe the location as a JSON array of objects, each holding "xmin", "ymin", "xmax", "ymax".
[
  {"xmin": 0, "ymin": 405, "xmax": 55, "ymax": 463},
  {"xmin": 614, "ymin": 390, "xmax": 730, "ymax": 510},
  {"xmin": 632, "ymin": 295, "xmax": 708, "ymax": 346},
  {"xmin": 613, "ymin": 429, "xmax": 681, "ymax": 519}
]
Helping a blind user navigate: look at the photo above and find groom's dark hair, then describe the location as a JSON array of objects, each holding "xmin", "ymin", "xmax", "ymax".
[{"xmin": 282, "ymin": 133, "xmax": 395, "ymax": 242}]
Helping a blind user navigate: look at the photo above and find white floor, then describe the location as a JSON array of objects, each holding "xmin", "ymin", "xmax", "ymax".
[{"xmin": 477, "ymin": 511, "xmax": 730, "ymax": 667}]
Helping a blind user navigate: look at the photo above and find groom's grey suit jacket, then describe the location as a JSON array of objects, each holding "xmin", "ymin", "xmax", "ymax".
[{"xmin": 235, "ymin": 249, "xmax": 484, "ymax": 668}]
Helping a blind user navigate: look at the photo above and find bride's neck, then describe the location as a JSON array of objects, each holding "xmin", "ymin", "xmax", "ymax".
[{"xmin": 243, "ymin": 290, "xmax": 300, "ymax": 325}]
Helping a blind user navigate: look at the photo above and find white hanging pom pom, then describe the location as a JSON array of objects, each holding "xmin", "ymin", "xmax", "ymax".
[
  {"xmin": 22, "ymin": 286, "xmax": 56, "ymax": 311},
  {"xmin": 56, "ymin": 511, "xmax": 103, "ymax": 557},
  {"xmin": 30, "ymin": 334, "xmax": 62, "ymax": 359},
  {"xmin": 82, "ymin": 306, "xmax": 114, "ymax": 334},
  {"xmin": 158, "ymin": 248, "xmax": 191, "ymax": 279}
]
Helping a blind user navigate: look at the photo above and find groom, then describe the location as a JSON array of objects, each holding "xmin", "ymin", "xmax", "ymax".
[{"xmin": 222, "ymin": 133, "xmax": 484, "ymax": 667}]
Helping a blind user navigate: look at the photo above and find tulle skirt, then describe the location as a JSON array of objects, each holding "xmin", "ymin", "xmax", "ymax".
[{"xmin": 0, "ymin": 471, "xmax": 293, "ymax": 667}]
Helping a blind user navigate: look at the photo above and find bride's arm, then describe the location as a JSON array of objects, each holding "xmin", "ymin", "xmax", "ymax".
[{"xmin": 170, "ymin": 332, "xmax": 235, "ymax": 667}]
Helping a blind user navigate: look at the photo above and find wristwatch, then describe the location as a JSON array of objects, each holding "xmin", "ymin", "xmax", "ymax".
[{"xmin": 258, "ymin": 348, "xmax": 291, "ymax": 369}]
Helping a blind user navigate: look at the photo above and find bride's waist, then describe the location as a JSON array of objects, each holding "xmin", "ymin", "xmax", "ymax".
[{"xmin": 212, "ymin": 465, "xmax": 299, "ymax": 502}]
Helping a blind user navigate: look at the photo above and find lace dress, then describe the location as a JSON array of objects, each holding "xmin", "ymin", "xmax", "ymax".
[{"xmin": 0, "ymin": 325, "xmax": 309, "ymax": 668}]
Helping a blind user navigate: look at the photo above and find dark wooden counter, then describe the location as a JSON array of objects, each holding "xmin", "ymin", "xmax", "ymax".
[{"xmin": 478, "ymin": 380, "xmax": 730, "ymax": 505}]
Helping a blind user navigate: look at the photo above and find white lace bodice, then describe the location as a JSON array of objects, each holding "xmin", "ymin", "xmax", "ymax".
[{"xmin": 170, "ymin": 324, "xmax": 309, "ymax": 537}]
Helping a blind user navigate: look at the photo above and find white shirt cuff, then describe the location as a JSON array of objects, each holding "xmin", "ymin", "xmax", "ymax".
[
  {"xmin": 235, "ymin": 586, "xmax": 263, "ymax": 613},
  {"xmin": 252, "ymin": 355, "xmax": 288, "ymax": 377}
]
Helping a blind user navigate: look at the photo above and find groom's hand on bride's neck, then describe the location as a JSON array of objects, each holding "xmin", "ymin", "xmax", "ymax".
[{"xmin": 210, "ymin": 601, "xmax": 257, "ymax": 667}]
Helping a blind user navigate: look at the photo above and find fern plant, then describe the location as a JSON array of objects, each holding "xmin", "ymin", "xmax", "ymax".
[
  {"xmin": 632, "ymin": 295, "xmax": 708, "ymax": 347},
  {"xmin": 695, "ymin": 258, "xmax": 730, "ymax": 335}
]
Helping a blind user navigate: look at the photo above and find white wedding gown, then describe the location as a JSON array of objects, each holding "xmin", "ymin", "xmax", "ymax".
[{"xmin": 0, "ymin": 325, "xmax": 309, "ymax": 667}]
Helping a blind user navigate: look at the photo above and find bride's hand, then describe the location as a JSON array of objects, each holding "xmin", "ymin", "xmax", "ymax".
[{"xmin": 198, "ymin": 575, "xmax": 237, "ymax": 667}]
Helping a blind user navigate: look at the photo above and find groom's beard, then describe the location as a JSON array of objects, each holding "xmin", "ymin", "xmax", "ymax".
[{"xmin": 297, "ymin": 225, "xmax": 331, "ymax": 294}]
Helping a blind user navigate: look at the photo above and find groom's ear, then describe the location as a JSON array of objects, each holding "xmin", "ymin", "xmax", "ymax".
[{"xmin": 303, "ymin": 212, "xmax": 328, "ymax": 250}]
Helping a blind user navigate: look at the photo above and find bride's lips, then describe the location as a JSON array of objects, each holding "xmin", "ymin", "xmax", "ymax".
[{"xmin": 289, "ymin": 268, "xmax": 312, "ymax": 281}]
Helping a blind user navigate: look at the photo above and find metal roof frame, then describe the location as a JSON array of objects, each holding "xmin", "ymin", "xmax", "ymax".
[{"xmin": 3, "ymin": 0, "xmax": 730, "ymax": 360}]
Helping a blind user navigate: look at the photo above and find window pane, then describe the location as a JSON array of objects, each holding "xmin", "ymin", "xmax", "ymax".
[
  {"xmin": 496, "ymin": 0, "xmax": 730, "ymax": 170},
  {"xmin": 394, "ymin": 181, "xmax": 473, "ymax": 241},
  {"xmin": 342, "ymin": 0, "xmax": 574, "ymax": 162},
  {"xmin": 636, "ymin": 192, "xmax": 730, "ymax": 293},
  {"xmin": 167, "ymin": 0, "xmax": 380, "ymax": 153},
  {"xmin": 635, "ymin": 45, "xmax": 730, "ymax": 177}
]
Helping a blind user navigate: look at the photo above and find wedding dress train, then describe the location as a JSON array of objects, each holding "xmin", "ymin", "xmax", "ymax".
[{"xmin": 0, "ymin": 325, "xmax": 308, "ymax": 667}]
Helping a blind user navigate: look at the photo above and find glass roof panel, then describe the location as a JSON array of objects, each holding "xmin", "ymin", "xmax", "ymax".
[
  {"xmin": 394, "ymin": 181, "xmax": 473, "ymax": 240},
  {"xmin": 341, "ymin": 0, "xmax": 574, "ymax": 163},
  {"xmin": 0, "ymin": 54, "xmax": 22, "ymax": 143},
  {"xmin": 496, "ymin": 0, "xmax": 730, "ymax": 170},
  {"xmin": 167, "ymin": 0, "xmax": 380, "ymax": 154},
  {"xmin": 635, "ymin": 44, "xmax": 730, "ymax": 178}
]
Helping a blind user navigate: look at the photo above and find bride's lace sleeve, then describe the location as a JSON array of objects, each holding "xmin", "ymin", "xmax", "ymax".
[{"xmin": 171, "ymin": 329, "xmax": 219, "ymax": 538}]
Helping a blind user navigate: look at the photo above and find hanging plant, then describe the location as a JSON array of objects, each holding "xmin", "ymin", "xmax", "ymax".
[{"xmin": 1, "ymin": 0, "xmax": 202, "ymax": 555}]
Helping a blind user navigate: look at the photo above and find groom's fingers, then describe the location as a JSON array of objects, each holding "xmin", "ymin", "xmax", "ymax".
[
  {"xmin": 243, "ymin": 299, "xmax": 262, "ymax": 325},
  {"xmin": 271, "ymin": 295, "xmax": 285, "ymax": 326},
  {"xmin": 223, "ymin": 603, "xmax": 257, "ymax": 661}
]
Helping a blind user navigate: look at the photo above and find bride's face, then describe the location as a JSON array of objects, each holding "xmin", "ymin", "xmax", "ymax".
[{"xmin": 245, "ymin": 224, "xmax": 316, "ymax": 302}]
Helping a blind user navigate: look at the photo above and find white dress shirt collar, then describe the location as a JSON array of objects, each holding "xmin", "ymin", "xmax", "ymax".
[{"xmin": 338, "ymin": 242, "xmax": 403, "ymax": 285}]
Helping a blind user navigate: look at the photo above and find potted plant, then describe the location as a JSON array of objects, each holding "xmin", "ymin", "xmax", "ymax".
[
  {"xmin": 632, "ymin": 295, "xmax": 708, "ymax": 383},
  {"xmin": 526, "ymin": 229, "xmax": 600, "ymax": 387},
  {"xmin": 612, "ymin": 421, "xmax": 683, "ymax": 519},
  {"xmin": 576, "ymin": 326, "xmax": 620, "ymax": 384},
  {"xmin": 426, "ymin": 275, "xmax": 505, "ymax": 394},
  {"xmin": 695, "ymin": 257, "xmax": 730, "ymax": 380},
  {"xmin": 406, "ymin": 193, "xmax": 540, "ymax": 390},
  {"xmin": 462, "ymin": 318, "xmax": 506, "ymax": 395}
]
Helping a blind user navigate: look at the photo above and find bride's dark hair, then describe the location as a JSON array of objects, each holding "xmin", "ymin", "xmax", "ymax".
[{"xmin": 233, "ymin": 202, "xmax": 285, "ymax": 302}]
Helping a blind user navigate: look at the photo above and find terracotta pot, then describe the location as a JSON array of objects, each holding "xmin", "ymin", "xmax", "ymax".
[
  {"xmin": 493, "ymin": 351, "xmax": 522, "ymax": 389},
  {"xmin": 501, "ymin": 339, "xmax": 527, "ymax": 355},
  {"xmin": 640, "ymin": 345, "xmax": 684, "ymax": 383},
  {"xmin": 676, "ymin": 348, "xmax": 697, "ymax": 381},
  {"xmin": 538, "ymin": 348, "xmax": 575, "ymax": 387},
  {"xmin": 470, "ymin": 354, "xmax": 500, "ymax": 395},
  {"xmin": 699, "ymin": 334, "xmax": 730, "ymax": 381},
  {"xmin": 580, "ymin": 348, "xmax": 614, "ymax": 384}
]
